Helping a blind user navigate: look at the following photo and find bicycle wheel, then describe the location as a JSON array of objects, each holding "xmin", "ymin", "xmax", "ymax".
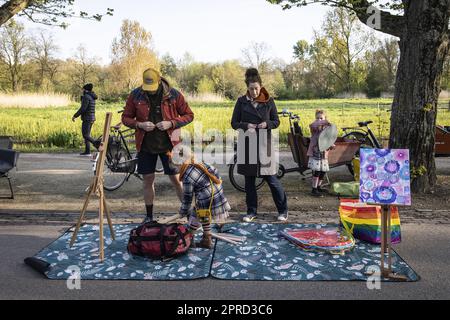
[
  {"xmin": 102, "ymin": 147, "xmax": 133, "ymax": 191},
  {"xmin": 343, "ymin": 131, "xmax": 375, "ymax": 176},
  {"xmin": 228, "ymin": 158, "xmax": 265, "ymax": 192}
]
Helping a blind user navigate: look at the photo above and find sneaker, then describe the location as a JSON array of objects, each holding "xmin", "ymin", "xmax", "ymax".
[
  {"xmin": 243, "ymin": 213, "xmax": 257, "ymax": 222},
  {"xmin": 79, "ymin": 152, "xmax": 92, "ymax": 156},
  {"xmin": 277, "ymin": 213, "xmax": 289, "ymax": 222},
  {"xmin": 311, "ymin": 188, "xmax": 324, "ymax": 198}
]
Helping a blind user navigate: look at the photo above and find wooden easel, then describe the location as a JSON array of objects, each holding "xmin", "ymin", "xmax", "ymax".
[
  {"xmin": 69, "ymin": 112, "xmax": 116, "ymax": 261},
  {"xmin": 380, "ymin": 205, "xmax": 408, "ymax": 281}
]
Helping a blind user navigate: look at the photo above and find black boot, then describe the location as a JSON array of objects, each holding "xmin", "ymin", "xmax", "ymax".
[{"xmin": 311, "ymin": 188, "xmax": 323, "ymax": 197}]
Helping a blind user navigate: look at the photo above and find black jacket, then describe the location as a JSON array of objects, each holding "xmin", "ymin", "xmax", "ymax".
[
  {"xmin": 74, "ymin": 91, "xmax": 97, "ymax": 122},
  {"xmin": 231, "ymin": 89, "xmax": 280, "ymax": 176}
]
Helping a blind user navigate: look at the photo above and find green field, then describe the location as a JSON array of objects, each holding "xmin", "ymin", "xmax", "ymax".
[{"xmin": 1, "ymin": 99, "xmax": 449, "ymax": 151}]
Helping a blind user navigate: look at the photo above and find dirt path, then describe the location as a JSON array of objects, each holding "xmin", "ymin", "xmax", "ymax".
[{"xmin": 1, "ymin": 152, "xmax": 449, "ymax": 220}]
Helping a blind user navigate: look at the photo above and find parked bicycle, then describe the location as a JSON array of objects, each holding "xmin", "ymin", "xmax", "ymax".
[
  {"xmin": 342, "ymin": 120, "xmax": 382, "ymax": 150},
  {"xmin": 92, "ymin": 110, "xmax": 163, "ymax": 191}
]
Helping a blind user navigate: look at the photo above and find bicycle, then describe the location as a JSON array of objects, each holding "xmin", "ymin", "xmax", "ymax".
[
  {"xmin": 92, "ymin": 111, "xmax": 164, "ymax": 191},
  {"xmin": 342, "ymin": 120, "xmax": 382, "ymax": 150}
]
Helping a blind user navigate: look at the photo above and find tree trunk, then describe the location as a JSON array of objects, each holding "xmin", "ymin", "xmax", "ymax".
[
  {"xmin": 389, "ymin": 0, "xmax": 450, "ymax": 193},
  {"xmin": 0, "ymin": 0, "xmax": 32, "ymax": 27}
]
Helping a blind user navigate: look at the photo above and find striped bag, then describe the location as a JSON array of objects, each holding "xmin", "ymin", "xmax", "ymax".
[{"xmin": 339, "ymin": 199, "xmax": 401, "ymax": 244}]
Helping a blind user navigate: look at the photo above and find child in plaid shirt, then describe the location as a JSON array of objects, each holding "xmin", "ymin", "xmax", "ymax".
[{"xmin": 178, "ymin": 158, "xmax": 231, "ymax": 249}]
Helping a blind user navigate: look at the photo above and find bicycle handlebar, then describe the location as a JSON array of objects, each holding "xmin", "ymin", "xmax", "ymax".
[{"xmin": 278, "ymin": 110, "xmax": 299, "ymax": 120}]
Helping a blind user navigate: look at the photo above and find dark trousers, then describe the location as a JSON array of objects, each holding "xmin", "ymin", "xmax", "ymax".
[
  {"xmin": 245, "ymin": 175, "xmax": 288, "ymax": 215},
  {"xmin": 81, "ymin": 121, "xmax": 95, "ymax": 153}
]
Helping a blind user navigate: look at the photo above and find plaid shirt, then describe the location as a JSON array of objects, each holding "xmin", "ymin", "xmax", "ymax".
[{"xmin": 179, "ymin": 163, "xmax": 231, "ymax": 217}]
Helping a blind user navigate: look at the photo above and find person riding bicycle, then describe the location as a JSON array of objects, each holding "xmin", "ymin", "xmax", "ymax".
[{"xmin": 121, "ymin": 68, "xmax": 194, "ymax": 223}]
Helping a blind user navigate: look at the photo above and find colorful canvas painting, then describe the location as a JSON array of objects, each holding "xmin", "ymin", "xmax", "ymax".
[{"xmin": 359, "ymin": 149, "xmax": 411, "ymax": 206}]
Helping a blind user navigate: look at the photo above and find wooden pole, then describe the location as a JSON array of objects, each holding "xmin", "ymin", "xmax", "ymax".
[
  {"xmin": 70, "ymin": 112, "xmax": 114, "ymax": 262},
  {"xmin": 379, "ymin": 205, "xmax": 407, "ymax": 281},
  {"xmin": 70, "ymin": 180, "xmax": 94, "ymax": 246},
  {"xmin": 380, "ymin": 205, "xmax": 387, "ymax": 274},
  {"xmin": 387, "ymin": 206, "xmax": 393, "ymax": 272},
  {"xmin": 103, "ymin": 196, "xmax": 115, "ymax": 240},
  {"xmin": 159, "ymin": 213, "xmax": 182, "ymax": 224},
  {"xmin": 211, "ymin": 233, "xmax": 241, "ymax": 245},
  {"xmin": 99, "ymin": 185, "xmax": 104, "ymax": 261}
]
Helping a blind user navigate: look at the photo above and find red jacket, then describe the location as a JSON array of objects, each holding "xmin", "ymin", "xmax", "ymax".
[{"xmin": 122, "ymin": 78, "xmax": 194, "ymax": 152}]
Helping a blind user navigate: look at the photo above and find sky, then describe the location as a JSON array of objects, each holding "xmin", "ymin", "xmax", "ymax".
[{"xmin": 18, "ymin": 0, "xmax": 332, "ymax": 65}]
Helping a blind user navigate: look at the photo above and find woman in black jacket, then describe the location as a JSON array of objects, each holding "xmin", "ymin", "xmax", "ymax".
[{"xmin": 231, "ymin": 68, "xmax": 288, "ymax": 222}]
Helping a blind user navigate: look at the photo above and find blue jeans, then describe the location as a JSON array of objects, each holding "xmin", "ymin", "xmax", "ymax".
[{"xmin": 244, "ymin": 175, "xmax": 288, "ymax": 215}]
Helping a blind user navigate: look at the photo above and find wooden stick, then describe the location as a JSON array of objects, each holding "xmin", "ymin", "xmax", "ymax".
[
  {"xmin": 212, "ymin": 233, "xmax": 240, "ymax": 245},
  {"xmin": 380, "ymin": 205, "xmax": 387, "ymax": 276},
  {"xmin": 99, "ymin": 186, "xmax": 104, "ymax": 261},
  {"xmin": 102, "ymin": 192, "xmax": 115, "ymax": 240},
  {"xmin": 387, "ymin": 206, "xmax": 392, "ymax": 272},
  {"xmin": 212, "ymin": 233, "xmax": 245, "ymax": 243},
  {"xmin": 70, "ymin": 181, "xmax": 94, "ymax": 247},
  {"xmin": 214, "ymin": 233, "xmax": 246, "ymax": 241},
  {"xmin": 158, "ymin": 213, "xmax": 182, "ymax": 224}
]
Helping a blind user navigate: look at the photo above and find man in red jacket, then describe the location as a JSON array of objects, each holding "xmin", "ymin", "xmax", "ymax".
[{"xmin": 122, "ymin": 68, "xmax": 194, "ymax": 223}]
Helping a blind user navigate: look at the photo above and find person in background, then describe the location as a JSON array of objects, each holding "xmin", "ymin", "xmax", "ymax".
[
  {"xmin": 72, "ymin": 83, "xmax": 98, "ymax": 156},
  {"xmin": 307, "ymin": 109, "xmax": 332, "ymax": 197},
  {"xmin": 122, "ymin": 68, "xmax": 194, "ymax": 223},
  {"xmin": 231, "ymin": 68, "xmax": 288, "ymax": 222}
]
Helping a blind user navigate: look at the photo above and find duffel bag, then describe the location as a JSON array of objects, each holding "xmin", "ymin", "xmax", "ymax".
[
  {"xmin": 331, "ymin": 181, "xmax": 360, "ymax": 198},
  {"xmin": 127, "ymin": 222, "xmax": 192, "ymax": 260}
]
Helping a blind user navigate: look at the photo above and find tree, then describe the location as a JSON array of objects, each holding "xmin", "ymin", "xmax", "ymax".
[
  {"xmin": 111, "ymin": 19, "xmax": 159, "ymax": 91},
  {"xmin": 197, "ymin": 76, "xmax": 215, "ymax": 95},
  {"xmin": 308, "ymin": 8, "xmax": 374, "ymax": 94},
  {"xmin": 269, "ymin": 0, "xmax": 450, "ymax": 193},
  {"xmin": 30, "ymin": 29, "xmax": 59, "ymax": 90},
  {"xmin": 68, "ymin": 44, "xmax": 98, "ymax": 94},
  {"xmin": 160, "ymin": 53, "xmax": 178, "ymax": 79},
  {"xmin": 212, "ymin": 60, "xmax": 245, "ymax": 99},
  {"xmin": 365, "ymin": 38, "xmax": 399, "ymax": 96},
  {"xmin": 0, "ymin": 0, "xmax": 113, "ymax": 28},
  {"xmin": 293, "ymin": 40, "xmax": 309, "ymax": 60},
  {"xmin": 241, "ymin": 41, "xmax": 272, "ymax": 73},
  {"xmin": 0, "ymin": 19, "xmax": 29, "ymax": 91}
]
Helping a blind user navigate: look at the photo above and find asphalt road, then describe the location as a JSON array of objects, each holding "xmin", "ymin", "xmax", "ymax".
[{"xmin": 0, "ymin": 223, "xmax": 449, "ymax": 300}]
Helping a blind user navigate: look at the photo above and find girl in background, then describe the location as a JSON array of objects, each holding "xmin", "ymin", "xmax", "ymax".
[
  {"xmin": 178, "ymin": 155, "xmax": 231, "ymax": 249},
  {"xmin": 307, "ymin": 109, "xmax": 332, "ymax": 197}
]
